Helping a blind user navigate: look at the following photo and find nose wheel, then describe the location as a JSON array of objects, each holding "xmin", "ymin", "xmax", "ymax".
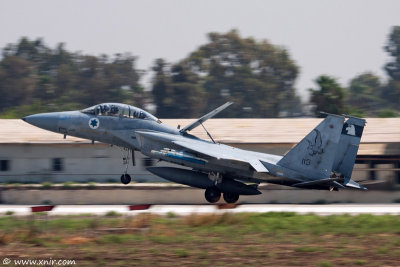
[{"xmin": 121, "ymin": 174, "xmax": 131, "ymax": 184}]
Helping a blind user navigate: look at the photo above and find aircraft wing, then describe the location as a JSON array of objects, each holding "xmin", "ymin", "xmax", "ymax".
[
  {"xmin": 172, "ymin": 140, "xmax": 269, "ymax": 172},
  {"xmin": 179, "ymin": 102, "xmax": 233, "ymax": 133}
]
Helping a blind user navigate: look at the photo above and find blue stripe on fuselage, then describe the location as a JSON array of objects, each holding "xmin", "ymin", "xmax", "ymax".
[{"xmin": 165, "ymin": 154, "xmax": 206, "ymax": 165}]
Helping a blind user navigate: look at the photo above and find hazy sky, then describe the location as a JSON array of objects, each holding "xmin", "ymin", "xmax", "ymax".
[{"xmin": 1, "ymin": 0, "xmax": 399, "ymax": 101}]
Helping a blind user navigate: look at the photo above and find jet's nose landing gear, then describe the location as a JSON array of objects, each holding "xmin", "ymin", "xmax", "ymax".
[
  {"xmin": 119, "ymin": 148, "xmax": 135, "ymax": 185},
  {"xmin": 205, "ymin": 186, "xmax": 221, "ymax": 203},
  {"xmin": 121, "ymin": 174, "xmax": 131, "ymax": 185}
]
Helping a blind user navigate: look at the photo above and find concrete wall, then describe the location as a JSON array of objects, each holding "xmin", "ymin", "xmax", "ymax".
[
  {"xmin": 0, "ymin": 143, "xmax": 170, "ymax": 183},
  {"xmin": 2, "ymin": 187, "xmax": 400, "ymax": 205},
  {"xmin": 1, "ymin": 143, "xmax": 399, "ymax": 184}
]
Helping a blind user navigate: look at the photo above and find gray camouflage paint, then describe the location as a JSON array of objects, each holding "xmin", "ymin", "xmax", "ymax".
[{"xmin": 22, "ymin": 102, "xmax": 367, "ymax": 197}]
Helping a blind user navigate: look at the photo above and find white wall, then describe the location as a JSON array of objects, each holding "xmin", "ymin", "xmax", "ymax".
[
  {"xmin": 0, "ymin": 143, "xmax": 165, "ymax": 183},
  {"xmin": 0, "ymin": 143, "xmax": 398, "ymax": 184}
]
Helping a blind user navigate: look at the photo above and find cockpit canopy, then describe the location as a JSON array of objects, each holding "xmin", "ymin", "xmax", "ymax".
[{"xmin": 81, "ymin": 103, "xmax": 159, "ymax": 122}]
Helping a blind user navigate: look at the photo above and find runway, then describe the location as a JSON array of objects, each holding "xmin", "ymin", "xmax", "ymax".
[{"xmin": 1, "ymin": 204, "xmax": 400, "ymax": 216}]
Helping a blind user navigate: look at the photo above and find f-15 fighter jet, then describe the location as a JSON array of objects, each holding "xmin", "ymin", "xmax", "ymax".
[{"xmin": 22, "ymin": 102, "xmax": 366, "ymax": 203}]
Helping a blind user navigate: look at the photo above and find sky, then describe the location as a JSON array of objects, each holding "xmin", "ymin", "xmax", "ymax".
[{"xmin": 0, "ymin": 0, "xmax": 399, "ymax": 101}]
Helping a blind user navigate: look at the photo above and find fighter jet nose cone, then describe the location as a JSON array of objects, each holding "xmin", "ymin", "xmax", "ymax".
[
  {"xmin": 22, "ymin": 115, "xmax": 34, "ymax": 124},
  {"xmin": 23, "ymin": 113, "xmax": 60, "ymax": 132}
]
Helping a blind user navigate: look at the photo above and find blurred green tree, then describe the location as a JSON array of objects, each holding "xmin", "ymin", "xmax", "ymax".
[
  {"xmin": 151, "ymin": 59, "xmax": 206, "ymax": 118},
  {"xmin": 309, "ymin": 75, "xmax": 346, "ymax": 117},
  {"xmin": 152, "ymin": 58, "xmax": 170, "ymax": 116},
  {"xmin": 382, "ymin": 26, "xmax": 400, "ymax": 109},
  {"xmin": 152, "ymin": 29, "xmax": 300, "ymax": 118},
  {"xmin": 0, "ymin": 38, "xmax": 143, "ymax": 117},
  {"xmin": 346, "ymin": 72, "xmax": 385, "ymax": 116},
  {"xmin": 0, "ymin": 56, "xmax": 36, "ymax": 109}
]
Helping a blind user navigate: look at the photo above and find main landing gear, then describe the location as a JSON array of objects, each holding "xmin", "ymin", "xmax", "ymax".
[
  {"xmin": 204, "ymin": 186, "xmax": 240, "ymax": 204},
  {"xmin": 205, "ymin": 172, "xmax": 240, "ymax": 204},
  {"xmin": 119, "ymin": 148, "xmax": 135, "ymax": 185},
  {"xmin": 205, "ymin": 187, "xmax": 221, "ymax": 203},
  {"xmin": 223, "ymin": 192, "xmax": 240, "ymax": 203}
]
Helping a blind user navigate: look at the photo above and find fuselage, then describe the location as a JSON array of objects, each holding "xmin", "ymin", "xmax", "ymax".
[
  {"xmin": 23, "ymin": 103, "xmax": 180, "ymax": 149},
  {"xmin": 22, "ymin": 103, "xmax": 368, "ymax": 200},
  {"xmin": 22, "ymin": 103, "xmax": 289, "ymax": 185}
]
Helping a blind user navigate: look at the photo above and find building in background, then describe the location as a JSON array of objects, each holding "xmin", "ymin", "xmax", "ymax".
[{"xmin": 0, "ymin": 119, "xmax": 399, "ymax": 188}]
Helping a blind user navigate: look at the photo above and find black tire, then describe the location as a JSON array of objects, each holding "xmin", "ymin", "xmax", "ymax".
[
  {"xmin": 205, "ymin": 187, "xmax": 221, "ymax": 203},
  {"xmin": 223, "ymin": 192, "xmax": 239, "ymax": 203},
  {"xmin": 120, "ymin": 174, "xmax": 131, "ymax": 184}
]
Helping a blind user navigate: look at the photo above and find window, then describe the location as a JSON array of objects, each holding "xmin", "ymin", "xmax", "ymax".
[
  {"xmin": 143, "ymin": 158, "xmax": 154, "ymax": 167},
  {"xmin": 0, "ymin": 160, "xmax": 10, "ymax": 171},
  {"xmin": 52, "ymin": 158, "xmax": 64, "ymax": 172}
]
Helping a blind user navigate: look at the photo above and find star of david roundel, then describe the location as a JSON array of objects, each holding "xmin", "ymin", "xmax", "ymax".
[{"xmin": 89, "ymin": 118, "xmax": 100, "ymax": 129}]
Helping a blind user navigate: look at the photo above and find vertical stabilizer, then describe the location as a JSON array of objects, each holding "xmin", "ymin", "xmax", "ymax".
[
  {"xmin": 332, "ymin": 117, "xmax": 366, "ymax": 184},
  {"xmin": 277, "ymin": 115, "xmax": 344, "ymax": 179}
]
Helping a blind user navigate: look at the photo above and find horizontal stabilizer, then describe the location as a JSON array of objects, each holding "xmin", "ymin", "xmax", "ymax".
[
  {"xmin": 332, "ymin": 181, "xmax": 346, "ymax": 189},
  {"xmin": 292, "ymin": 177, "xmax": 341, "ymax": 188},
  {"xmin": 345, "ymin": 179, "xmax": 368, "ymax": 190},
  {"xmin": 180, "ymin": 102, "xmax": 233, "ymax": 133}
]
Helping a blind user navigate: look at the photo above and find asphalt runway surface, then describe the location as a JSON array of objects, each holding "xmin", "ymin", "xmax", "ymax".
[{"xmin": 1, "ymin": 204, "xmax": 400, "ymax": 216}]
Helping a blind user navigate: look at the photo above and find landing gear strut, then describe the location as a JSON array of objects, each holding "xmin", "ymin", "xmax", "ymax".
[
  {"xmin": 119, "ymin": 147, "xmax": 133, "ymax": 185},
  {"xmin": 205, "ymin": 173, "xmax": 241, "ymax": 203},
  {"xmin": 205, "ymin": 187, "xmax": 221, "ymax": 203}
]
